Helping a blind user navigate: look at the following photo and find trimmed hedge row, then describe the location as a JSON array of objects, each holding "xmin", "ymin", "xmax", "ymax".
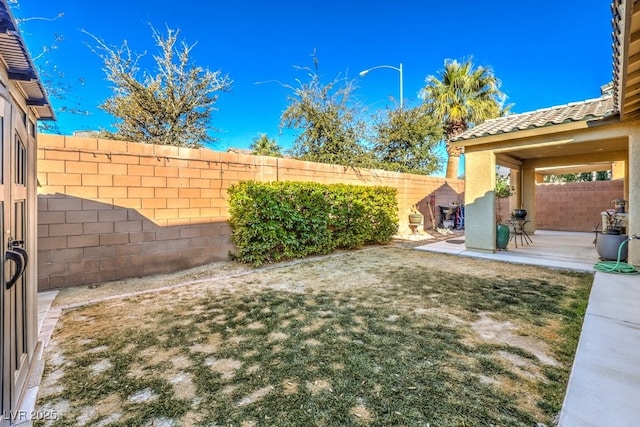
[{"xmin": 228, "ymin": 181, "xmax": 398, "ymax": 265}]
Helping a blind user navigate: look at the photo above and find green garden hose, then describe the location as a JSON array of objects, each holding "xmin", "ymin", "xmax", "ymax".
[{"xmin": 594, "ymin": 237, "xmax": 639, "ymax": 274}]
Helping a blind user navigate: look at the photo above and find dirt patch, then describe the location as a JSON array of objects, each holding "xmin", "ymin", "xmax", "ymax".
[
  {"xmin": 169, "ymin": 372, "xmax": 197, "ymax": 400},
  {"xmin": 205, "ymin": 357, "xmax": 243, "ymax": 380},
  {"xmin": 496, "ymin": 351, "xmax": 543, "ymax": 381},
  {"xmin": 301, "ymin": 318, "xmax": 327, "ymax": 333},
  {"xmin": 236, "ymin": 385, "xmax": 274, "ymax": 407},
  {"xmin": 190, "ymin": 332, "xmax": 223, "ymax": 353},
  {"xmin": 246, "ymin": 321, "xmax": 264, "ymax": 330},
  {"xmin": 282, "ymin": 379, "xmax": 298, "ymax": 395},
  {"xmin": 267, "ymin": 332, "xmax": 289, "ymax": 342},
  {"xmin": 351, "ymin": 401, "xmax": 373, "ymax": 423},
  {"xmin": 128, "ymin": 388, "xmax": 157, "ymax": 403},
  {"xmin": 307, "ymin": 379, "xmax": 332, "ymax": 395},
  {"xmin": 470, "ymin": 312, "xmax": 559, "ymax": 367},
  {"xmin": 89, "ymin": 359, "xmax": 111, "ymax": 375}
]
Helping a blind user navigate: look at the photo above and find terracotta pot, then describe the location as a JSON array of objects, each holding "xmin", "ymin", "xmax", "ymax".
[{"xmin": 409, "ymin": 214, "xmax": 423, "ymax": 225}]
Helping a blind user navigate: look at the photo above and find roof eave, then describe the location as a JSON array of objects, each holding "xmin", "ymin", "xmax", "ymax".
[
  {"xmin": 451, "ymin": 114, "xmax": 621, "ymax": 148},
  {"xmin": 0, "ymin": 0, "xmax": 55, "ymax": 121}
]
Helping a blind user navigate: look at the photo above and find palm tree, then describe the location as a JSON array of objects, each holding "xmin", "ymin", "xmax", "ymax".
[
  {"xmin": 250, "ymin": 134, "xmax": 282, "ymax": 157},
  {"xmin": 420, "ymin": 58, "xmax": 508, "ymax": 179}
]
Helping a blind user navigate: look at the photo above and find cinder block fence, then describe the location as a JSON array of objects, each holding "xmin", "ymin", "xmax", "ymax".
[
  {"xmin": 37, "ymin": 135, "xmax": 464, "ymax": 290},
  {"xmin": 535, "ymin": 180, "xmax": 624, "ymax": 231}
]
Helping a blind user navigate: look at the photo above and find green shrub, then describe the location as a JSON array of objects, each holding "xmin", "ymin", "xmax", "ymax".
[{"xmin": 228, "ymin": 181, "xmax": 398, "ymax": 265}]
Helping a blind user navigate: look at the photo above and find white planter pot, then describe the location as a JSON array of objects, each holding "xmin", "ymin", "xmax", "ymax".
[{"xmin": 596, "ymin": 234, "xmax": 628, "ymax": 261}]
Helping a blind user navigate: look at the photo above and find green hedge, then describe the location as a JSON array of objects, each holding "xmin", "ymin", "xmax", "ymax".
[{"xmin": 228, "ymin": 181, "xmax": 398, "ymax": 265}]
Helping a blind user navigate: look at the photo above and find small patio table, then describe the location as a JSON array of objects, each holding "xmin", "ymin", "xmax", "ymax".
[{"xmin": 507, "ymin": 219, "xmax": 533, "ymax": 248}]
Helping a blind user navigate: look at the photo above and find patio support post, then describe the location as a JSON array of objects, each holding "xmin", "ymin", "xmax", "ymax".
[
  {"xmin": 510, "ymin": 168, "xmax": 521, "ymax": 209},
  {"xmin": 628, "ymin": 134, "xmax": 639, "ymax": 266},
  {"xmin": 462, "ymin": 150, "xmax": 496, "ymax": 252},
  {"xmin": 522, "ymin": 163, "xmax": 536, "ymax": 234}
]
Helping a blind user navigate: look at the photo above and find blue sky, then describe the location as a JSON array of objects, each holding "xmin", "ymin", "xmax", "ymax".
[{"xmin": 14, "ymin": 0, "xmax": 612, "ymax": 164}]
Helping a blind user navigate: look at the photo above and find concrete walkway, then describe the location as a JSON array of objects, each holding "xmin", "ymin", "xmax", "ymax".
[
  {"xmin": 15, "ymin": 291, "xmax": 60, "ymax": 426},
  {"xmin": 559, "ymin": 273, "xmax": 640, "ymax": 426},
  {"xmin": 415, "ymin": 230, "xmax": 640, "ymax": 426}
]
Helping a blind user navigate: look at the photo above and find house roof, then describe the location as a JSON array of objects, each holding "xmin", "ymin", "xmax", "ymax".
[
  {"xmin": 0, "ymin": 0, "xmax": 54, "ymax": 120},
  {"xmin": 611, "ymin": 0, "xmax": 625, "ymax": 115},
  {"xmin": 453, "ymin": 96, "xmax": 616, "ymax": 141},
  {"xmin": 455, "ymin": 0, "xmax": 637, "ymax": 142},
  {"xmin": 612, "ymin": 0, "xmax": 640, "ymax": 121}
]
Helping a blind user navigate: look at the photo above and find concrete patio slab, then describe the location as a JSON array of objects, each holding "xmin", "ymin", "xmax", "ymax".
[{"xmin": 414, "ymin": 230, "xmax": 599, "ymax": 272}]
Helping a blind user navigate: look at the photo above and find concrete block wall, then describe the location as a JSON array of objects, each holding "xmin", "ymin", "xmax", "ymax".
[
  {"xmin": 37, "ymin": 134, "xmax": 463, "ymax": 290},
  {"xmin": 535, "ymin": 180, "xmax": 625, "ymax": 231}
]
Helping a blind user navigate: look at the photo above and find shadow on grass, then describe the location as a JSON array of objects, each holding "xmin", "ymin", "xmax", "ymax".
[{"xmin": 36, "ymin": 253, "xmax": 592, "ymax": 427}]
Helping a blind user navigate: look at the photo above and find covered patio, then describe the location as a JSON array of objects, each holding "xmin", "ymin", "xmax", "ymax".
[
  {"xmin": 454, "ymin": 95, "xmax": 636, "ymax": 263},
  {"xmin": 452, "ymin": 0, "xmax": 639, "ymax": 267}
]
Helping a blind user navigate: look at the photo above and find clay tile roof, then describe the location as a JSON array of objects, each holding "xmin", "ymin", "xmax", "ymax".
[{"xmin": 453, "ymin": 95, "xmax": 615, "ymax": 141}]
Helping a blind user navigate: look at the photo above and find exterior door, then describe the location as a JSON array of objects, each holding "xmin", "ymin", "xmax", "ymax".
[{"xmin": 1, "ymin": 92, "xmax": 31, "ymax": 416}]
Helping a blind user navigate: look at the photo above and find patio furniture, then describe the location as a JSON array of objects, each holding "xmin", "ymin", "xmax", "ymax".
[{"xmin": 507, "ymin": 219, "xmax": 532, "ymax": 248}]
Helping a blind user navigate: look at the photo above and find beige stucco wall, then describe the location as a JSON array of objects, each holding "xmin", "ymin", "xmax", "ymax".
[
  {"xmin": 462, "ymin": 150, "xmax": 496, "ymax": 252},
  {"xmin": 521, "ymin": 164, "xmax": 536, "ymax": 233}
]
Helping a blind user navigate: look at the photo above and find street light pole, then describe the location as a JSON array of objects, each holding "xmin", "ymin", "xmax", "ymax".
[{"xmin": 358, "ymin": 63, "xmax": 403, "ymax": 109}]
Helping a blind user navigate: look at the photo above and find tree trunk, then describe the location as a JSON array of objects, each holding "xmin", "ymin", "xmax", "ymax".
[
  {"xmin": 445, "ymin": 153, "xmax": 459, "ymax": 179},
  {"xmin": 444, "ymin": 122, "xmax": 466, "ymax": 179}
]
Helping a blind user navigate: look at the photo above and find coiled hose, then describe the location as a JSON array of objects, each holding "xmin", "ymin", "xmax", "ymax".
[{"xmin": 594, "ymin": 238, "xmax": 639, "ymax": 274}]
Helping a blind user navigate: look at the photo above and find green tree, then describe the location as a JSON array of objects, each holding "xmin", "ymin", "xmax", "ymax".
[
  {"xmin": 420, "ymin": 58, "xmax": 508, "ymax": 178},
  {"xmin": 86, "ymin": 26, "xmax": 232, "ymax": 148},
  {"xmin": 543, "ymin": 170, "xmax": 611, "ymax": 183},
  {"xmin": 250, "ymin": 133, "xmax": 282, "ymax": 157},
  {"xmin": 280, "ymin": 58, "xmax": 371, "ymax": 167},
  {"xmin": 372, "ymin": 106, "xmax": 443, "ymax": 175}
]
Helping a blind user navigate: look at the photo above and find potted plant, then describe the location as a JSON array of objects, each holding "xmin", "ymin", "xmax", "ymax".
[
  {"xmin": 595, "ymin": 209, "xmax": 628, "ymax": 261},
  {"xmin": 409, "ymin": 204, "xmax": 424, "ymax": 227},
  {"xmin": 495, "ymin": 174, "xmax": 515, "ymax": 250},
  {"xmin": 512, "ymin": 208, "xmax": 527, "ymax": 220}
]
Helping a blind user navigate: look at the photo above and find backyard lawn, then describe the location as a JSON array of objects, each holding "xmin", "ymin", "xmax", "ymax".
[{"xmin": 36, "ymin": 246, "xmax": 592, "ymax": 426}]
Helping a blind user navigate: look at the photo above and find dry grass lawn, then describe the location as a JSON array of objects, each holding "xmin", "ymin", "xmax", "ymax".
[{"xmin": 35, "ymin": 246, "xmax": 592, "ymax": 426}]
